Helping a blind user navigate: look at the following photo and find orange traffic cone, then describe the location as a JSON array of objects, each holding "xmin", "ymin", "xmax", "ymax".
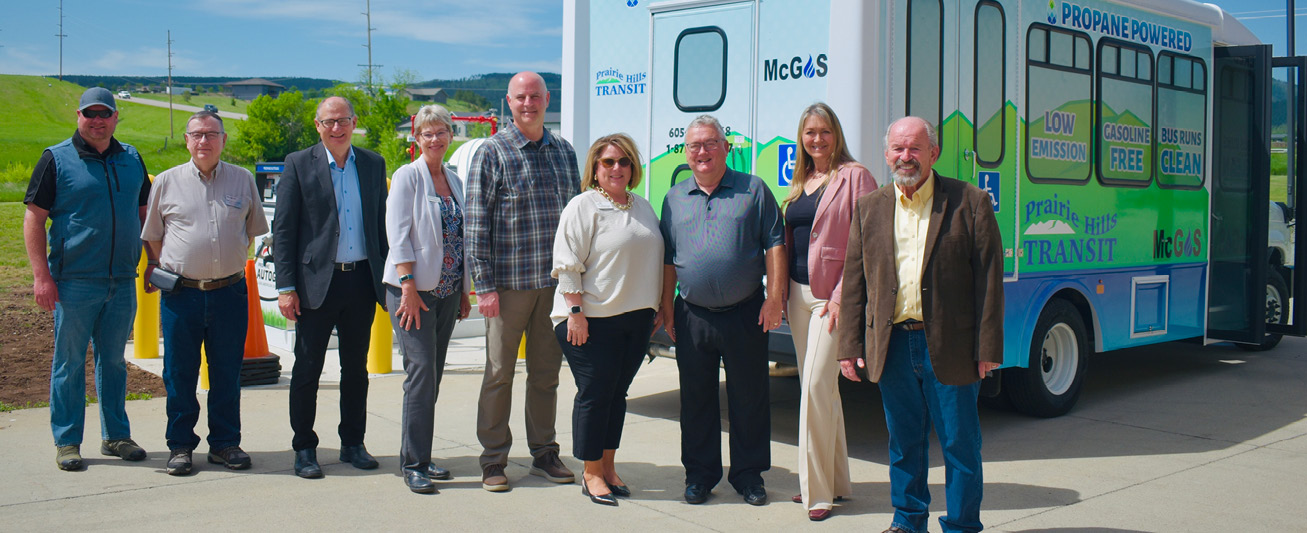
[
  {"xmin": 243, "ymin": 259, "xmax": 271, "ymax": 359},
  {"xmin": 240, "ymin": 259, "xmax": 281, "ymax": 386}
]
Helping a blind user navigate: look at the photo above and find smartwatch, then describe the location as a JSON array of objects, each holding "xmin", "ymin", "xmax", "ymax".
[
  {"xmin": 569, "ymin": 305, "xmax": 583, "ymax": 315},
  {"xmin": 398, "ymin": 273, "xmax": 414, "ymax": 283}
]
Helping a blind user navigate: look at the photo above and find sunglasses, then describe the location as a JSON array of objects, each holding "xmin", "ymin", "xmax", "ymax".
[
  {"xmin": 598, "ymin": 157, "xmax": 633, "ymax": 169},
  {"xmin": 81, "ymin": 109, "xmax": 114, "ymax": 119}
]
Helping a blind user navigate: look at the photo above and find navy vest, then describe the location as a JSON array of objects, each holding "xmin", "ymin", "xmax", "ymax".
[{"xmin": 45, "ymin": 139, "xmax": 146, "ymax": 280}]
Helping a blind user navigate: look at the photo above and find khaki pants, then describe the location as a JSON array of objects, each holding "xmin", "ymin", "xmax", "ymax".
[
  {"xmin": 476, "ymin": 287, "xmax": 563, "ymax": 467},
  {"xmin": 788, "ymin": 279, "xmax": 852, "ymax": 511}
]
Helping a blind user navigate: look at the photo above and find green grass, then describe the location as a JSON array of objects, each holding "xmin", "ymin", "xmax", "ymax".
[
  {"xmin": 131, "ymin": 92, "xmax": 250, "ymax": 114},
  {"xmin": 0, "ymin": 393, "xmax": 150, "ymax": 412},
  {"xmin": 0, "ymin": 202, "xmax": 31, "ymax": 288},
  {"xmin": 0, "ymin": 74, "xmax": 252, "ymax": 185}
]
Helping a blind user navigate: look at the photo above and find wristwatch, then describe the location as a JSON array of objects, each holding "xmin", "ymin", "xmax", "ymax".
[
  {"xmin": 569, "ymin": 305, "xmax": 583, "ymax": 315},
  {"xmin": 398, "ymin": 273, "xmax": 414, "ymax": 283}
]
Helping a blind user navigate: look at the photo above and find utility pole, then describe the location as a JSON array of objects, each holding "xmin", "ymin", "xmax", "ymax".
[
  {"xmin": 167, "ymin": 30, "xmax": 175, "ymax": 138},
  {"xmin": 358, "ymin": 0, "xmax": 382, "ymax": 94},
  {"xmin": 55, "ymin": 0, "xmax": 67, "ymax": 81}
]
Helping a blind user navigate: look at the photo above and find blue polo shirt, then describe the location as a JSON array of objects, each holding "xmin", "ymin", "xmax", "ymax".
[{"xmin": 660, "ymin": 169, "xmax": 785, "ymax": 308}]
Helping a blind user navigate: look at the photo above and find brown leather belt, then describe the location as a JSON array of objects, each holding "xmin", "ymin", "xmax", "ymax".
[
  {"xmin": 179, "ymin": 272, "xmax": 244, "ymax": 291},
  {"xmin": 894, "ymin": 320, "xmax": 925, "ymax": 331}
]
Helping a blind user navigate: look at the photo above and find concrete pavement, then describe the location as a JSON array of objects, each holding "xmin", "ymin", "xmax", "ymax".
[{"xmin": 1, "ymin": 333, "xmax": 1304, "ymax": 531}]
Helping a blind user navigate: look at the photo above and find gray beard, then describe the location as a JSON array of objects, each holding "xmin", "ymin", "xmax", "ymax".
[{"xmin": 893, "ymin": 168, "xmax": 921, "ymax": 187}]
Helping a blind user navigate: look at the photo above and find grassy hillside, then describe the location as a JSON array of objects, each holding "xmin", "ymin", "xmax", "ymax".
[{"xmin": 0, "ymin": 75, "xmax": 245, "ymax": 201}]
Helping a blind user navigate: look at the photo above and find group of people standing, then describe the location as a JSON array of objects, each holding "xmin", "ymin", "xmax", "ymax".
[{"xmin": 26, "ymin": 73, "xmax": 1002, "ymax": 533}]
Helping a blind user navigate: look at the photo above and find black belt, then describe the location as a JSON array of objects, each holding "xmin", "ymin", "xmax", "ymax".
[
  {"xmin": 687, "ymin": 286, "xmax": 764, "ymax": 313},
  {"xmin": 179, "ymin": 272, "xmax": 244, "ymax": 291},
  {"xmin": 894, "ymin": 320, "xmax": 925, "ymax": 331},
  {"xmin": 335, "ymin": 260, "xmax": 366, "ymax": 271}
]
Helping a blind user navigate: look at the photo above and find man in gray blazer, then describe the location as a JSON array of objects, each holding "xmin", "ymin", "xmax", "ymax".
[{"xmin": 273, "ymin": 96, "xmax": 388, "ymax": 479}]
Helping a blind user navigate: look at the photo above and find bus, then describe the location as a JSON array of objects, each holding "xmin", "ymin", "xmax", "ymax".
[{"xmin": 561, "ymin": 0, "xmax": 1307, "ymax": 417}]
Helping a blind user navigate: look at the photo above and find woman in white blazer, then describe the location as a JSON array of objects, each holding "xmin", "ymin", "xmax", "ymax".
[{"xmin": 384, "ymin": 104, "xmax": 471, "ymax": 494}]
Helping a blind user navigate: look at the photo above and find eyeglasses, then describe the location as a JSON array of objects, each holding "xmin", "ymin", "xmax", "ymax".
[
  {"xmin": 81, "ymin": 109, "xmax": 114, "ymax": 119},
  {"xmin": 418, "ymin": 130, "xmax": 452, "ymax": 141},
  {"xmin": 185, "ymin": 131, "xmax": 223, "ymax": 142},
  {"xmin": 685, "ymin": 139, "xmax": 725, "ymax": 152},
  {"xmin": 598, "ymin": 157, "xmax": 633, "ymax": 169},
  {"xmin": 317, "ymin": 116, "xmax": 354, "ymax": 128}
]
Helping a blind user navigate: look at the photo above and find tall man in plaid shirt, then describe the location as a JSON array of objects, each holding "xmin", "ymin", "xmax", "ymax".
[{"xmin": 465, "ymin": 71, "xmax": 581, "ymax": 492}]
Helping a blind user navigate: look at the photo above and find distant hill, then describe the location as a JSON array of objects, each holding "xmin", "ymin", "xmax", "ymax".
[
  {"xmin": 55, "ymin": 75, "xmax": 343, "ymax": 92},
  {"xmin": 412, "ymin": 72, "xmax": 562, "ymax": 113}
]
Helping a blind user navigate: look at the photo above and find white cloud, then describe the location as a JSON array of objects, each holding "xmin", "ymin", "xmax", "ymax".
[{"xmin": 1, "ymin": 46, "xmax": 56, "ymax": 75}]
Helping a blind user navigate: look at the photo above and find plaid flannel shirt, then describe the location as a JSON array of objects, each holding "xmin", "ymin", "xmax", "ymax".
[{"xmin": 464, "ymin": 123, "xmax": 580, "ymax": 294}]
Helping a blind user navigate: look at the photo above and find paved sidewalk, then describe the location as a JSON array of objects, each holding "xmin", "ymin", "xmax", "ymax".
[{"xmin": 1, "ymin": 335, "xmax": 1304, "ymax": 531}]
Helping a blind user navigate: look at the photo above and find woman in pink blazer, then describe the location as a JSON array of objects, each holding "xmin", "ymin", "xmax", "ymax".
[{"xmin": 782, "ymin": 102, "xmax": 877, "ymax": 521}]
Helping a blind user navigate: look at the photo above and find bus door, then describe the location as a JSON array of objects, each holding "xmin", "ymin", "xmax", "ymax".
[
  {"xmin": 1207, "ymin": 45, "xmax": 1272, "ymax": 344},
  {"xmin": 647, "ymin": 0, "xmax": 756, "ymax": 213},
  {"xmin": 1266, "ymin": 55, "xmax": 1307, "ymax": 339},
  {"xmin": 905, "ymin": 0, "xmax": 1018, "ymax": 278}
]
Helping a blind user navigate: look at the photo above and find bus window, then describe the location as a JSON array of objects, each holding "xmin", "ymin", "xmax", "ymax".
[
  {"xmin": 1097, "ymin": 39, "xmax": 1155, "ymax": 187},
  {"xmin": 1157, "ymin": 52, "xmax": 1208, "ymax": 189},
  {"xmin": 907, "ymin": 0, "xmax": 943, "ymax": 132},
  {"xmin": 1025, "ymin": 24, "xmax": 1093, "ymax": 183},
  {"xmin": 974, "ymin": 1, "xmax": 1005, "ymax": 166},
  {"xmin": 673, "ymin": 27, "xmax": 727, "ymax": 112}
]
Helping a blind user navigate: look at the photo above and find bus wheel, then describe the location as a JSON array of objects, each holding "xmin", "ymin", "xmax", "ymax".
[
  {"xmin": 1238, "ymin": 267, "xmax": 1288, "ymax": 352},
  {"xmin": 1005, "ymin": 299, "xmax": 1088, "ymax": 418}
]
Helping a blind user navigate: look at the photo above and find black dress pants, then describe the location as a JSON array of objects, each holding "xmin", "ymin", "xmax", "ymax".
[
  {"xmin": 289, "ymin": 267, "xmax": 376, "ymax": 451},
  {"xmin": 554, "ymin": 308, "xmax": 656, "ymax": 461},
  {"xmin": 674, "ymin": 289, "xmax": 770, "ymax": 491}
]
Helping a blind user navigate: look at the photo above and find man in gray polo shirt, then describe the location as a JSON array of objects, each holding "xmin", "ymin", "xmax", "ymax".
[
  {"xmin": 142, "ymin": 111, "xmax": 268, "ymax": 476},
  {"xmin": 657, "ymin": 114, "xmax": 786, "ymax": 506}
]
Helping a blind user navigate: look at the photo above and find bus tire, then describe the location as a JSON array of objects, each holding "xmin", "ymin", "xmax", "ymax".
[
  {"xmin": 1238, "ymin": 267, "xmax": 1288, "ymax": 352},
  {"xmin": 1005, "ymin": 299, "xmax": 1088, "ymax": 418}
]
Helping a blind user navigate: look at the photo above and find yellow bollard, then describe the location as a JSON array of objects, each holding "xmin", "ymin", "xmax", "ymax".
[
  {"xmin": 367, "ymin": 303, "xmax": 392, "ymax": 374},
  {"xmin": 133, "ymin": 253, "xmax": 160, "ymax": 359},
  {"xmin": 199, "ymin": 344, "xmax": 209, "ymax": 390},
  {"xmin": 518, "ymin": 333, "xmax": 527, "ymax": 359}
]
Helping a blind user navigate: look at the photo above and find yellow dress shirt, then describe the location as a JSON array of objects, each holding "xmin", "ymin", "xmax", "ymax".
[{"xmin": 892, "ymin": 171, "xmax": 935, "ymax": 323}]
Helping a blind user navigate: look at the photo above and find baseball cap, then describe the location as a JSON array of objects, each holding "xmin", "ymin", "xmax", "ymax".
[{"xmin": 78, "ymin": 87, "xmax": 117, "ymax": 112}]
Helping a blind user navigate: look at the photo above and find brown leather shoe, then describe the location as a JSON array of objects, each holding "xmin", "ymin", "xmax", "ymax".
[
  {"xmin": 482, "ymin": 463, "xmax": 510, "ymax": 492},
  {"xmin": 529, "ymin": 451, "xmax": 575, "ymax": 483},
  {"xmin": 809, "ymin": 509, "xmax": 832, "ymax": 521}
]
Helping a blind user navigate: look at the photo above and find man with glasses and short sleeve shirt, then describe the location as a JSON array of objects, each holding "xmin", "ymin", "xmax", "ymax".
[
  {"xmin": 142, "ymin": 111, "xmax": 268, "ymax": 476},
  {"xmin": 273, "ymin": 96, "xmax": 389, "ymax": 479},
  {"xmin": 465, "ymin": 71, "xmax": 581, "ymax": 491},
  {"xmin": 657, "ymin": 114, "xmax": 786, "ymax": 506},
  {"xmin": 23, "ymin": 87, "xmax": 154, "ymax": 471}
]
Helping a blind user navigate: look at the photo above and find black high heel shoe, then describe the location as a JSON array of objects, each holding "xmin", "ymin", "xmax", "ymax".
[
  {"xmin": 607, "ymin": 483, "xmax": 631, "ymax": 498},
  {"xmin": 582, "ymin": 480, "xmax": 618, "ymax": 506}
]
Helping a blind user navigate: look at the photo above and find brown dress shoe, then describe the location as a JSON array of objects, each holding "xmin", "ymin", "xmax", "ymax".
[
  {"xmin": 529, "ymin": 451, "xmax": 575, "ymax": 483},
  {"xmin": 809, "ymin": 509, "xmax": 832, "ymax": 521}
]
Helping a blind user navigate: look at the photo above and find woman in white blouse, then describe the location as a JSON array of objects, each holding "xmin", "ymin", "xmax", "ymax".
[
  {"xmin": 384, "ymin": 105, "xmax": 471, "ymax": 494},
  {"xmin": 551, "ymin": 133, "xmax": 663, "ymax": 506}
]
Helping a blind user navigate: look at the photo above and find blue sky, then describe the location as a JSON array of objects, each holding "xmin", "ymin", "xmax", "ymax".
[
  {"xmin": 1, "ymin": 0, "xmax": 565, "ymax": 81},
  {"xmin": 1, "ymin": 1, "xmax": 1305, "ymax": 82}
]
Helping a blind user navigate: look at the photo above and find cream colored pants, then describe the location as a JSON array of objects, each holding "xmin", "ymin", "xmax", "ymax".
[{"xmin": 788, "ymin": 279, "xmax": 852, "ymax": 511}]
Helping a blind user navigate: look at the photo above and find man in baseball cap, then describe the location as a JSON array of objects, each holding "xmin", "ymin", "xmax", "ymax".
[{"xmin": 23, "ymin": 87, "xmax": 157, "ymax": 470}]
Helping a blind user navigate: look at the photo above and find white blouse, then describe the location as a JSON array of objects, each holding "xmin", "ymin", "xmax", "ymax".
[{"xmin": 550, "ymin": 189, "xmax": 664, "ymax": 326}]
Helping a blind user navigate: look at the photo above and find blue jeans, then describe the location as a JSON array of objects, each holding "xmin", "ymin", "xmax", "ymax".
[
  {"xmin": 50, "ymin": 278, "xmax": 136, "ymax": 446},
  {"xmin": 879, "ymin": 329, "xmax": 984, "ymax": 533},
  {"xmin": 160, "ymin": 282, "xmax": 248, "ymax": 451}
]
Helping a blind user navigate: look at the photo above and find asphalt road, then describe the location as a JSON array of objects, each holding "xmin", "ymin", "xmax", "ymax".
[{"xmin": 120, "ymin": 96, "xmax": 249, "ymax": 120}]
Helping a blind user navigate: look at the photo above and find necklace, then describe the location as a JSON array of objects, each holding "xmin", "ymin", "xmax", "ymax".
[{"xmin": 593, "ymin": 186, "xmax": 631, "ymax": 210}]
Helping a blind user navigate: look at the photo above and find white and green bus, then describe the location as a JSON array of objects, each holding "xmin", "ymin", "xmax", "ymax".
[{"xmin": 562, "ymin": 0, "xmax": 1307, "ymax": 416}]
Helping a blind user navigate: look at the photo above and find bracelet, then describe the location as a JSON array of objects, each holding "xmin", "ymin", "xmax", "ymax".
[
  {"xmin": 398, "ymin": 273, "xmax": 414, "ymax": 283},
  {"xmin": 147, "ymin": 260, "xmax": 159, "ymax": 266}
]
